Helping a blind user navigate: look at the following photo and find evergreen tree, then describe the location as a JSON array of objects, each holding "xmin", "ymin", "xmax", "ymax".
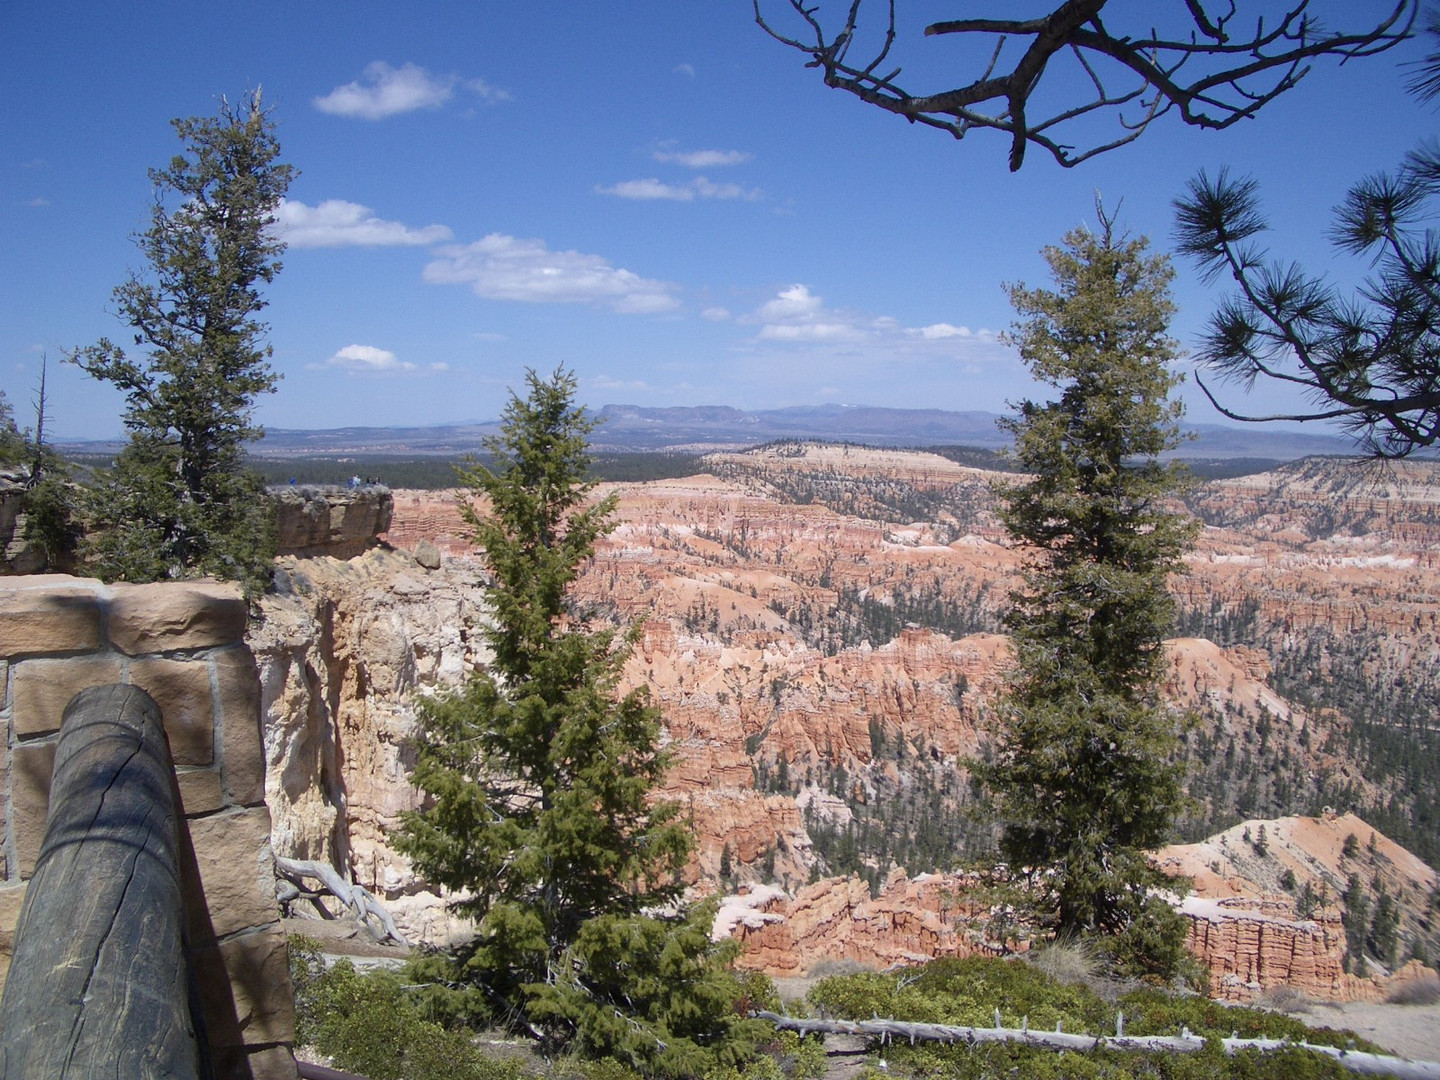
[
  {"xmin": 397, "ymin": 370, "xmax": 757, "ymax": 1068},
  {"xmin": 0, "ymin": 392, "xmax": 24, "ymax": 468},
  {"xmin": 980, "ymin": 210, "xmax": 1198, "ymax": 976},
  {"xmin": 73, "ymin": 90, "xmax": 292, "ymax": 598},
  {"xmin": 1172, "ymin": 14, "xmax": 1440, "ymax": 458}
]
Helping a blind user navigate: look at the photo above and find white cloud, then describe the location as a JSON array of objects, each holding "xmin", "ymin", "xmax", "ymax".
[
  {"xmin": 653, "ymin": 148, "xmax": 751, "ymax": 168},
  {"xmin": 597, "ymin": 178, "xmax": 693, "ymax": 201},
  {"xmin": 754, "ymin": 284, "xmax": 865, "ymax": 342},
  {"xmin": 22, "ymin": 197, "xmax": 49, "ymax": 208},
  {"xmin": 423, "ymin": 234, "xmax": 680, "ymax": 314},
  {"xmin": 464, "ymin": 78, "xmax": 510, "ymax": 104},
  {"xmin": 913, "ymin": 322, "xmax": 972, "ymax": 340},
  {"xmin": 272, "ymin": 199, "xmax": 452, "ymax": 248},
  {"xmin": 428, "ymin": 361, "xmax": 450, "ymax": 372},
  {"xmin": 313, "ymin": 62, "xmax": 508, "ymax": 119},
  {"xmin": 757, "ymin": 321, "xmax": 862, "ymax": 342},
  {"xmin": 748, "ymin": 285, "xmax": 996, "ymax": 349},
  {"xmin": 700, "ymin": 307, "xmax": 731, "ymax": 322},
  {"xmin": 673, "ymin": 63, "xmax": 697, "ymax": 78},
  {"xmin": 757, "ymin": 284, "xmax": 824, "ymax": 323},
  {"xmin": 597, "ymin": 176, "xmax": 760, "ymax": 201},
  {"xmin": 321, "ymin": 344, "xmax": 415, "ymax": 373}
]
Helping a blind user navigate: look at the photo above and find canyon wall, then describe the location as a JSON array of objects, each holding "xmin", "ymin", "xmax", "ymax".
[
  {"xmin": 0, "ymin": 576, "xmax": 296, "ymax": 1080},
  {"xmin": 249, "ymin": 546, "xmax": 489, "ymax": 945}
]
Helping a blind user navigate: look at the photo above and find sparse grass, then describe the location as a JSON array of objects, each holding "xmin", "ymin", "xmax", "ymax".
[
  {"xmin": 1386, "ymin": 976, "xmax": 1440, "ymax": 1005},
  {"xmin": 1256, "ymin": 984, "xmax": 1312, "ymax": 1014},
  {"xmin": 1024, "ymin": 933, "xmax": 1100, "ymax": 987},
  {"xmin": 806, "ymin": 958, "xmax": 872, "ymax": 980}
]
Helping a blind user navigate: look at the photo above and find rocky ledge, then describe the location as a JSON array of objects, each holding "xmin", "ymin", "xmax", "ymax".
[{"xmin": 271, "ymin": 485, "xmax": 393, "ymax": 560}]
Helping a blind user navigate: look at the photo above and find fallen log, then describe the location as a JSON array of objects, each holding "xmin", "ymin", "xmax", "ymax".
[
  {"xmin": 276, "ymin": 856, "xmax": 408, "ymax": 947},
  {"xmin": 754, "ymin": 1011, "xmax": 1440, "ymax": 1080},
  {"xmin": 0, "ymin": 684, "xmax": 201, "ymax": 1080}
]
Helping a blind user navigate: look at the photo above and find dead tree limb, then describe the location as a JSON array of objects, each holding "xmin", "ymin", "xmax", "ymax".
[
  {"xmin": 0, "ymin": 684, "xmax": 200, "ymax": 1080},
  {"xmin": 754, "ymin": 1, "xmax": 1415, "ymax": 169},
  {"xmin": 754, "ymin": 1012, "xmax": 1440, "ymax": 1079},
  {"xmin": 275, "ymin": 856, "xmax": 409, "ymax": 947}
]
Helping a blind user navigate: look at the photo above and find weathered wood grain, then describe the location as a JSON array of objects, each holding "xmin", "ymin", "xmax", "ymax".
[{"xmin": 0, "ymin": 683, "xmax": 200, "ymax": 1079}]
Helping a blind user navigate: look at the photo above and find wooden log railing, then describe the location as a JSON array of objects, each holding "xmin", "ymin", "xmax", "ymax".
[{"xmin": 0, "ymin": 684, "xmax": 202, "ymax": 1080}]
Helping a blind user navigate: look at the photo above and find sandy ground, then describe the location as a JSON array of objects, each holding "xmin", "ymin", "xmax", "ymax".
[{"xmin": 1307, "ymin": 1000, "xmax": 1440, "ymax": 1062}]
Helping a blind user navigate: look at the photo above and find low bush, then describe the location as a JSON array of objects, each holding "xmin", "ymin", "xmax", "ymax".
[
  {"xmin": 289, "ymin": 936, "xmax": 531, "ymax": 1080},
  {"xmin": 1387, "ymin": 976, "xmax": 1440, "ymax": 1005},
  {"xmin": 805, "ymin": 956, "xmax": 1383, "ymax": 1080},
  {"xmin": 810, "ymin": 955, "xmax": 1112, "ymax": 1033}
]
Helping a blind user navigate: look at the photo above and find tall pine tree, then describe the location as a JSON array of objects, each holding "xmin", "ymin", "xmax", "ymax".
[
  {"xmin": 397, "ymin": 370, "xmax": 762, "ymax": 1071},
  {"xmin": 74, "ymin": 91, "xmax": 292, "ymax": 598},
  {"xmin": 981, "ymin": 211, "xmax": 1198, "ymax": 977}
]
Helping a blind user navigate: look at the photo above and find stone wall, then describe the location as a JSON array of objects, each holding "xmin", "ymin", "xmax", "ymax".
[{"xmin": 0, "ymin": 575, "xmax": 296, "ymax": 1080}]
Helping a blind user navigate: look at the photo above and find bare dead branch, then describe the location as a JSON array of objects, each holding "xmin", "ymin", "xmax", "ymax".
[{"xmin": 755, "ymin": 0, "xmax": 1416, "ymax": 169}]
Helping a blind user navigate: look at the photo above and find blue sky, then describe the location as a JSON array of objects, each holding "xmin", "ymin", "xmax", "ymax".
[{"xmin": 1, "ymin": 2, "xmax": 1429, "ymax": 441}]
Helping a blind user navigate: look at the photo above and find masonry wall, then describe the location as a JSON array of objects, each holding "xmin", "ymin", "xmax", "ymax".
[{"xmin": 0, "ymin": 575, "xmax": 297, "ymax": 1080}]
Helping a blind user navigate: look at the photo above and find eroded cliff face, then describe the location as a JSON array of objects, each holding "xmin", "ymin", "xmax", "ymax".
[
  {"xmin": 248, "ymin": 546, "xmax": 488, "ymax": 944},
  {"xmin": 1159, "ymin": 810, "xmax": 1439, "ymax": 1001},
  {"xmin": 716, "ymin": 872, "xmax": 1009, "ymax": 977}
]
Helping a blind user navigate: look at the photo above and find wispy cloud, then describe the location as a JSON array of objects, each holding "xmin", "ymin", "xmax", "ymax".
[
  {"xmin": 272, "ymin": 199, "xmax": 452, "ymax": 248},
  {"xmin": 652, "ymin": 147, "xmax": 751, "ymax": 168},
  {"xmin": 597, "ymin": 177, "xmax": 760, "ymax": 202},
  {"xmin": 319, "ymin": 344, "xmax": 415, "ymax": 373},
  {"xmin": 21, "ymin": 197, "xmax": 50, "ymax": 208},
  {"xmin": 313, "ymin": 61, "xmax": 509, "ymax": 119},
  {"xmin": 911, "ymin": 322, "xmax": 977, "ymax": 340},
  {"xmin": 423, "ymin": 234, "xmax": 680, "ymax": 314},
  {"xmin": 748, "ymin": 285, "xmax": 996, "ymax": 348},
  {"xmin": 673, "ymin": 63, "xmax": 697, "ymax": 79},
  {"xmin": 592, "ymin": 374, "xmax": 651, "ymax": 391}
]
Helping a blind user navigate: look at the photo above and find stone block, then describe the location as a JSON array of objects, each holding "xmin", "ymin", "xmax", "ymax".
[
  {"xmin": 129, "ymin": 658, "xmax": 215, "ymax": 766},
  {"xmin": 0, "ymin": 750, "xmax": 7, "ymax": 880},
  {"xmin": 193, "ymin": 925, "xmax": 296, "ymax": 1050},
  {"xmin": 0, "ymin": 884, "xmax": 28, "ymax": 995},
  {"xmin": 210, "ymin": 1044, "xmax": 298, "ymax": 1080},
  {"xmin": 11, "ymin": 740, "xmax": 56, "ymax": 878},
  {"xmin": 184, "ymin": 806, "xmax": 281, "ymax": 941},
  {"xmin": 11, "ymin": 656, "xmax": 124, "ymax": 738},
  {"xmin": 108, "ymin": 580, "xmax": 247, "ymax": 655},
  {"xmin": 214, "ymin": 645, "xmax": 265, "ymax": 806},
  {"xmin": 0, "ymin": 583, "xmax": 103, "ymax": 657},
  {"xmin": 176, "ymin": 768, "xmax": 226, "ymax": 816}
]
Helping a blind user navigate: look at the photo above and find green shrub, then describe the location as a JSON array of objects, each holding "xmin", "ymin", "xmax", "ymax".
[
  {"xmin": 810, "ymin": 956, "xmax": 1111, "ymax": 1033},
  {"xmin": 888, "ymin": 1041, "xmax": 1354, "ymax": 1080},
  {"xmin": 1103, "ymin": 896, "xmax": 1207, "ymax": 987},
  {"xmin": 526, "ymin": 905, "xmax": 773, "ymax": 1078},
  {"xmin": 288, "ymin": 936, "xmax": 532, "ymax": 1080},
  {"xmin": 801, "ymin": 957, "xmax": 1382, "ymax": 1080}
]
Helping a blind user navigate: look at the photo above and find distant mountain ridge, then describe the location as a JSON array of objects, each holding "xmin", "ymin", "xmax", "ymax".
[{"xmin": 60, "ymin": 403, "xmax": 1357, "ymax": 460}]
